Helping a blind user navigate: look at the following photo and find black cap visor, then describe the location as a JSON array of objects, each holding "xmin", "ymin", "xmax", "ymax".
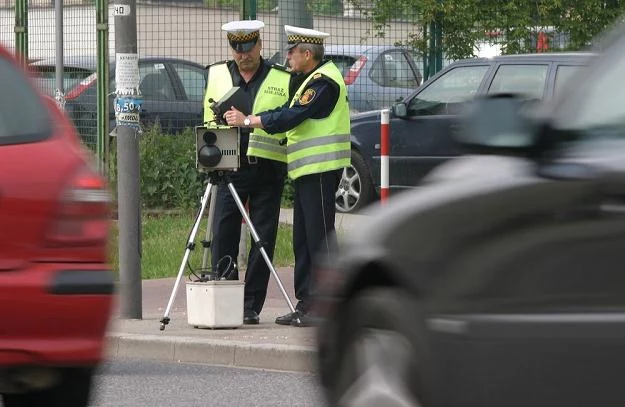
[
  {"xmin": 229, "ymin": 38, "xmax": 258, "ymax": 53},
  {"xmin": 285, "ymin": 42, "xmax": 299, "ymax": 52}
]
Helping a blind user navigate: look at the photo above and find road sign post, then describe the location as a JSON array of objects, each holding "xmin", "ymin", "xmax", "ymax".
[{"xmin": 114, "ymin": 0, "xmax": 142, "ymax": 319}]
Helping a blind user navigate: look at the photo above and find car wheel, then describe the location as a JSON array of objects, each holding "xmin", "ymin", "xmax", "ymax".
[
  {"xmin": 2, "ymin": 367, "xmax": 94, "ymax": 407},
  {"xmin": 329, "ymin": 287, "xmax": 429, "ymax": 407},
  {"xmin": 335, "ymin": 150, "xmax": 375, "ymax": 213}
]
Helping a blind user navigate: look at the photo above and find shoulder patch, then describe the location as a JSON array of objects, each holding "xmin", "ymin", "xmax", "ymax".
[{"xmin": 299, "ymin": 88, "xmax": 317, "ymax": 105}]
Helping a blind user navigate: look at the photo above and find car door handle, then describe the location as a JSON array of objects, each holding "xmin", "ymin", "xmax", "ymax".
[{"xmin": 599, "ymin": 201, "xmax": 625, "ymax": 214}]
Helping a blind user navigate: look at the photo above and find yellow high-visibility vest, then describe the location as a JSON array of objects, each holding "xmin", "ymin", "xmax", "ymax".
[
  {"xmin": 203, "ymin": 62, "xmax": 290, "ymax": 162},
  {"xmin": 286, "ymin": 61, "xmax": 351, "ymax": 180}
]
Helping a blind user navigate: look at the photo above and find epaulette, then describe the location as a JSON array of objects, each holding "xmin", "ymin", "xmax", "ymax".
[
  {"xmin": 205, "ymin": 59, "xmax": 231, "ymax": 70},
  {"xmin": 309, "ymin": 72, "xmax": 329, "ymax": 82},
  {"xmin": 270, "ymin": 63, "xmax": 290, "ymax": 72}
]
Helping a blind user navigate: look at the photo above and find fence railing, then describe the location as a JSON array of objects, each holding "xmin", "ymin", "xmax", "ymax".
[{"xmin": 2, "ymin": 0, "xmax": 600, "ymax": 157}]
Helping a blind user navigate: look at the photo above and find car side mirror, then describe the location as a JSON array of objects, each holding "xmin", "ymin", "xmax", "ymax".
[
  {"xmin": 392, "ymin": 102, "xmax": 408, "ymax": 118},
  {"xmin": 454, "ymin": 93, "xmax": 538, "ymax": 154}
]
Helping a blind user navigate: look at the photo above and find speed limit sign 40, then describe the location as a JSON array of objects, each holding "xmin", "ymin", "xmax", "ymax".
[{"xmin": 113, "ymin": 4, "xmax": 131, "ymax": 16}]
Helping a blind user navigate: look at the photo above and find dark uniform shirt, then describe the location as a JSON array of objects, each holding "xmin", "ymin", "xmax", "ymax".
[
  {"xmin": 259, "ymin": 60, "xmax": 340, "ymax": 135},
  {"xmin": 207, "ymin": 58, "xmax": 271, "ymax": 155}
]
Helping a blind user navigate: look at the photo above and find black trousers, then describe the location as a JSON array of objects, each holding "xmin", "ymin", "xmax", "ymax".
[
  {"xmin": 210, "ymin": 158, "xmax": 286, "ymax": 314},
  {"xmin": 292, "ymin": 170, "xmax": 341, "ymax": 312}
]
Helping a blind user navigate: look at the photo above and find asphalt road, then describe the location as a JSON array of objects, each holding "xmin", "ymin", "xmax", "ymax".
[{"xmin": 89, "ymin": 359, "xmax": 327, "ymax": 407}]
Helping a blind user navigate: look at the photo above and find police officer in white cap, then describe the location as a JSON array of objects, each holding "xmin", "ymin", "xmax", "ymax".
[
  {"xmin": 224, "ymin": 25, "xmax": 351, "ymax": 327},
  {"xmin": 203, "ymin": 20, "xmax": 293, "ymax": 325}
]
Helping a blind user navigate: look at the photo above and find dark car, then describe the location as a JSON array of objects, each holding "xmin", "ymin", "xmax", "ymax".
[
  {"xmin": 317, "ymin": 22, "xmax": 625, "ymax": 407},
  {"xmin": 0, "ymin": 47, "xmax": 114, "ymax": 406},
  {"xmin": 270, "ymin": 44, "xmax": 423, "ymax": 114},
  {"xmin": 29, "ymin": 56, "xmax": 207, "ymax": 143},
  {"xmin": 337, "ymin": 52, "xmax": 591, "ymax": 213}
]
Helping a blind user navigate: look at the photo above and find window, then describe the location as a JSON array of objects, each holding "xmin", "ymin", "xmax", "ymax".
[
  {"xmin": 487, "ymin": 64, "xmax": 548, "ymax": 100},
  {"xmin": 406, "ymin": 50, "xmax": 424, "ymax": 86},
  {"xmin": 370, "ymin": 51, "xmax": 420, "ymax": 88},
  {"xmin": 173, "ymin": 63, "xmax": 206, "ymax": 102},
  {"xmin": 0, "ymin": 58, "xmax": 51, "ymax": 144},
  {"xmin": 30, "ymin": 65, "xmax": 93, "ymax": 97},
  {"xmin": 408, "ymin": 65, "xmax": 489, "ymax": 116},
  {"xmin": 138, "ymin": 63, "xmax": 175, "ymax": 101},
  {"xmin": 553, "ymin": 65, "xmax": 584, "ymax": 99}
]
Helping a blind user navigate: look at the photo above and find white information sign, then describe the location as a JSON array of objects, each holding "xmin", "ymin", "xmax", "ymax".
[
  {"xmin": 115, "ymin": 53, "xmax": 140, "ymax": 93},
  {"xmin": 117, "ymin": 112, "xmax": 140, "ymax": 123},
  {"xmin": 113, "ymin": 4, "xmax": 131, "ymax": 16}
]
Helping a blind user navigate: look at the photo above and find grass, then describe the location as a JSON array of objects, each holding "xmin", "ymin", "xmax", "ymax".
[{"xmin": 109, "ymin": 212, "xmax": 294, "ymax": 280}]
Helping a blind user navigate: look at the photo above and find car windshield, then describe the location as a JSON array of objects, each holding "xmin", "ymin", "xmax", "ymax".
[
  {"xmin": 0, "ymin": 58, "xmax": 51, "ymax": 143},
  {"xmin": 408, "ymin": 65, "xmax": 489, "ymax": 115},
  {"xmin": 30, "ymin": 65, "xmax": 93, "ymax": 97}
]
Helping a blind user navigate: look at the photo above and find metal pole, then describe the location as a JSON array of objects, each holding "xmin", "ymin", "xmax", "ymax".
[
  {"xmin": 160, "ymin": 182, "xmax": 215, "ymax": 331},
  {"xmin": 201, "ymin": 189, "xmax": 218, "ymax": 269},
  {"xmin": 96, "ymin": 0, "xmax": 109, "ymax": 170},
  {"xmin": 428, "ymin": 21, "xmax": 436, "ymax": 79},
  {"xmin": 14, "ymin": 0, "xmax": 28, "ymax": 66},
  {"xmin": 114, "ymin": 0, "xmax": 142, "ymax": 319},
  {"xmin": 422, "ymin": 25, "xmax": 429, "ymax": 81},
  {"xmin": 278, "ymin": 0, "xmax": 312, "ymax": 62},
  {"xmin": 242, "ymin": 0, "xmax": 257, "ymax": 20},
  {"xmin": 227, "ymin": 182, "xmax": 297, "ymax": 315},
  {"xmin": 55, "ymin": 0, "xmax": 65, "ymax": 110},
  {"xmin": 434, "ymin": 14, "xmax": 443, "ymax": 73},
  {"xmin": 380, "ymin": 109, "xmax": 390, "ymax": 203}
]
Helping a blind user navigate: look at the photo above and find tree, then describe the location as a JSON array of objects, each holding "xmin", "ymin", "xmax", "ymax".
[{"xmin": 349, "ymin": 0, "xmax": 625, "ymax": 60}]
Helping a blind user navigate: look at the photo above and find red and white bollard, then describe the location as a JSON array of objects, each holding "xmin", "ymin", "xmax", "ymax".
[{"xmin": 380, "ymin": 109, "xmax": 390, "ymax": 204}]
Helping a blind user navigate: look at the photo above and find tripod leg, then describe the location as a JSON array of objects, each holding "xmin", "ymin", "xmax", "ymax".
[
  {"xmin": 201, "ymin": 184, "xmax": 218, "ymax": 270},
  {"xmin": 160, "ymin": 181, "xmax": 214, "ymax": 331},
  {"xmin": 226, "ymin": 182, "xmax": 298, "ymax": 317}
]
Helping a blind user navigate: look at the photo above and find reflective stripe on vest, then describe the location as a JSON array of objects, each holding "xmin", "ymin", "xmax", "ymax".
[
  {"xmin": 247, "ymin": 68, "xmax": 290, "ymax": 162},
  {"xmin": 286, "ymin": 61, "xmax": 351, "ymax": 180},
  {"xmin": 203, "ymin": 62, "xmax": 232, "ymax": 129}
]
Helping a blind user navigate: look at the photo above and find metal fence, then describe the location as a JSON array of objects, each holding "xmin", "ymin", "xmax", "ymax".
[{"xmin": 0, "ymin": 0, "xmax": 580, "ymax": 155}]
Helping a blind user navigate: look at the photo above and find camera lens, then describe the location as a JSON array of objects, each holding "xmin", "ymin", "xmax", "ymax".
[
  {"xmin": 198, "ymin": 145, "xmax": 222, "ymax": 167},
  {"xmin": 202, "ymin": 131, "xmax": 217, "ymax": 145}
]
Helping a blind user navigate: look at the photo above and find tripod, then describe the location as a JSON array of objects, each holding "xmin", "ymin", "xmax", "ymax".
[{"xmin": 159, "ymin": 170, "xmax": 298, "ymax": 331}]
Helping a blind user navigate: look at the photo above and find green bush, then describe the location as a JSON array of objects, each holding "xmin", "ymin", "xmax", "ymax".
[
  {"xmin": 107, "ymin": 124, "xmax": 294, "ymax": 210},
  {"xmin": 108, "ymin": 124, "xmax": 205, "ymax": 210},
  {"xmin": 281, "ymin": 178, "xmax": 294, "ymax": 207}
]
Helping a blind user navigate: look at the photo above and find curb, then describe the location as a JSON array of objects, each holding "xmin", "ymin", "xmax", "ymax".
[{"xmin": 106, "ymin": 333, "xmax": 317, "ymax": 373}]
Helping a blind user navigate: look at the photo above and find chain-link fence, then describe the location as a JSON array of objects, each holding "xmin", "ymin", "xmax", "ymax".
[
  {"xmin": 1, "ymin": 0, "xmax": 425, "ymax": 153},
  {"xmin": 3, "ymin": 0, "xmax": 617, "ymax": 154}
]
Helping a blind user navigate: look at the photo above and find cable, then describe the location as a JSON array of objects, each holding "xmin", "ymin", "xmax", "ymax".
[{"xmin": 215, "ymin": 255, "xmax": 237, "ymax": 280}]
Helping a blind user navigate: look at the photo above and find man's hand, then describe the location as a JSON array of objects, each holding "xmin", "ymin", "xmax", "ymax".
[{"xmin": 224, "ymin": 106, "xmax": 245, "ymax": 127}]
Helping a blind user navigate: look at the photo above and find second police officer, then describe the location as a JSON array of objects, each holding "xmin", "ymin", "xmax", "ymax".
[
  {"xmin": 224, "ymin": 25, "xmax": 351, "ymax": 327},
  {"xmin": 203, "ymin": 20, "xmax": 293, "ymax": 325}
]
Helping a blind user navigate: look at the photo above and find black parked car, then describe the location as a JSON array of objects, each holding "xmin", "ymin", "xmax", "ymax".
[
  {"xmin": 317, "ymin": 22, "xmax": 625, "ymax": 407},
  {"xmin": 29, "ymin": 56, "xmax": 207, "ymax": 144},
  {"xmin": 337, "ymin": 52, "xmax": 591, "ymax": 213}
]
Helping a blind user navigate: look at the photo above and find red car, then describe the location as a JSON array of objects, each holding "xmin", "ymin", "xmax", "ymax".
[{"xmin": 0, "ymin": 46, "xmax": 114, "ymax": 406}]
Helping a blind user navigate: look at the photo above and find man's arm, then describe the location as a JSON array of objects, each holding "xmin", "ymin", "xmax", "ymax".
[{"xmin": 224, "ymin": 78, "xmax": 339, "ymax": 133}]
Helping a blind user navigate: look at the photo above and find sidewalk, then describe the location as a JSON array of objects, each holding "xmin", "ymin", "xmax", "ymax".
[{"xmin": 106, "ymin": 208, "xmax": 367, "ymax": 373}]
